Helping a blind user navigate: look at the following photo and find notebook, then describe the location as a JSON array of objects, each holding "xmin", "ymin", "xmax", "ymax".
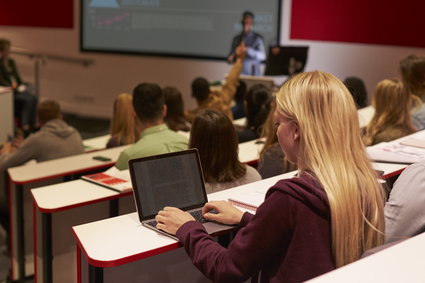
[
  {"xmin": 228, "ymin": 191, "xmax": 264, "ymax": 212},
  {"xmin": 81, "ymin": 167, "xmax": 132, "ymax": 193},
  {"xmin": 128, "ymin": 149, "xmax": 231, "ymax": 241}
]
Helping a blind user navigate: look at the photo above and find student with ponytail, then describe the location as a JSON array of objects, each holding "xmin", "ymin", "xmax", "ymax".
[
  {"xmin": 155, "ymin": 71, "xmax": 385, "ymax": 282},
  {"xmin": 363, "ymin": 78, "xmax": 417, "ymax": 146},
  {"xmin": 237, "ymin": 83, "xmax": 272, "ymax": 143}
]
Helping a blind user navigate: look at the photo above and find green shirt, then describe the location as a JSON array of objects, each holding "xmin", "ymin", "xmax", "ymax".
[{"xmin": 115, "ymin": 124, "xmax": 188, "ymax": 170}]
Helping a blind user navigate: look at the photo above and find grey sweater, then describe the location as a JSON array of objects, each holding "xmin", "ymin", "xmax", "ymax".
[
  {"xmin": 385, "ymin": 160, "xmax": 425, "ymax": 243},
  {"xmin": 0, "ymin": 119, "xmax": 84, "ymax": 171}
]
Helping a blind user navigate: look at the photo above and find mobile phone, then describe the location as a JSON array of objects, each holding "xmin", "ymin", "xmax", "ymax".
[{"xmin": 92, "ymin": 155, "xmax": 112, "ymax": 162}]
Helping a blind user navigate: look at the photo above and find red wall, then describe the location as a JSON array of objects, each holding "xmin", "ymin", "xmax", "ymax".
[
  {"xmin": 291, "ymin": 0, "xmax": 425, "ymax": 48},
  {"xmin": 0, "ymin": 0, "xmax": 73, "ymax": 29}
]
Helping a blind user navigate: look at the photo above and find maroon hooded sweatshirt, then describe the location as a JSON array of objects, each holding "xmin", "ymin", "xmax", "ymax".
[{"xmin": 176, "ymin": 173, "xmax": 335, "ymax": 283}]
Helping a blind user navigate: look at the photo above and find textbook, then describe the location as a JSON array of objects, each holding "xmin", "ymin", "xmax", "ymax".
[
  {"xmin": 228, "ymin": 190, "xmax": 265, "ymax": 212},
  {"xmin": 81, "ymin": 168, "xmax": 132, "ymax": 193}
]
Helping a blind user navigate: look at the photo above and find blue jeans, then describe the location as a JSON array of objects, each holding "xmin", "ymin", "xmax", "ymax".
[{"xmin": 14, "ymin": 90, "xmax": 38, "ymax": 127}]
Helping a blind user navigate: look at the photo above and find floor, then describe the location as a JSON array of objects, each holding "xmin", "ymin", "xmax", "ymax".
[{"xmin": 0, "ymin": 113, "xmax": 110, "ymax": 283}]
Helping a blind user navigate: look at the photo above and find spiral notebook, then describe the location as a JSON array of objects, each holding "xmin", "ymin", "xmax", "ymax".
[{"xmin": 228, "ymin": 190, "xmax": 265, "ymax": 212}]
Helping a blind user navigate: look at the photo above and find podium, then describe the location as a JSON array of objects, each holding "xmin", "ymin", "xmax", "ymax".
[{"xmin": 0, "ymin": 87, "xmax": 14, "ymax": 143}]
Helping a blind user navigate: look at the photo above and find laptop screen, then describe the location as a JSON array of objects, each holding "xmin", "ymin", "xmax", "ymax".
[{"xmin": 129, "ymin": 149, "xmax": 208, "ymax": 221}]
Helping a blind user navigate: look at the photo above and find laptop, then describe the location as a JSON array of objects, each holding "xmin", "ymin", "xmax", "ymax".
[{"xmin": 128, "ymin": 149, "xmax": 231, "ymax": 241}]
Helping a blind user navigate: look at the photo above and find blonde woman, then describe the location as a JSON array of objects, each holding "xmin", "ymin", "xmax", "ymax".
[
  {"xmin": 106, "ymin": 93, "xmax": 139, "ymax": 148},
  {"xmin": 155, "ymin": 71, "xmax": 385, "ymax": 282},
  {"xmin": 363, "ymin": 79, "xmax": 417, "ymax": 146}
]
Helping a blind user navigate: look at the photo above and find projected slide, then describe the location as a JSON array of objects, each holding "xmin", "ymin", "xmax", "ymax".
[{"xmin": 81, "ymin": 0, "xmax": 281, "ymax": 59}]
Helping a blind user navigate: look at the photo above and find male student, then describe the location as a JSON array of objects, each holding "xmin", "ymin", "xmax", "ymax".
[
  {"xmin": 115, "ymin": 83, "xmax": 188, "ymax": 170},
  {"xmin": 385, "ymin": 160, "xmax": 425, "ymax": 243},
  {"xmin": 0, "ymin": 100, "xmax": 84, "ymax": 171},
  {"xmin": 185, "ymin": 44, "xmax": 246, "ymax": 123}
]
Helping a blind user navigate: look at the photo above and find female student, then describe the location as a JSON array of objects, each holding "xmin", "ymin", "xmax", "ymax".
[
  {"xmin": 257, "ymin": 97, "xmax": 296, "ymax": 178},
  {"xmin": 237, "ymin": 83, "xmax": 272, "ymax": 143},
  {"xmin": 189, "ymin": 108, "xmax": 261, "ymax": 193},
  {"xmin": 106, "ymin": 93, "xmax": 139, "ymax": 148},
  {"xmin": 363, "ymin": 78, "xmax": 417, "ymax": 146},
  {"xmin": 399, "ymin": 54, "xmax": 425, "ymax": 130},
  {"xmin": 155, "ymin": 71, "xmax": 385, "ymax": 282},
  {"xmin": 163, "ymin": 86, "xmax": 191, "ymax": 132}
]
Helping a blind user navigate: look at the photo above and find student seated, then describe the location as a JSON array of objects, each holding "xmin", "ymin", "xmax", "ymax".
[
  {"xmin": 155, "ymin": 71, "xmax": 385, "ymax": 282},
  {"xmin": 189, "ymin": 109, "xmax": 261, "ymax": 193},
  {"xmin": 0, "ymin": 100, "xmax": 84, "ymax": 171},
  {"xmin": 257, "ymin": 98, "xmax": 297, "ymax": 178},
  {"xmin": 237, "ymin": 83, "xmax": 272, "ymax": 143},
  {"xmin": 0, "ymin": 38, "xmax": 38, "ymax": 135},
  {"xmin": 163, "ymin": 86, "xmax": 191, "ymax": 132},
  {"xmin": 185, "ymin": 45, "xmax": 246, "ymax": 123},
  {"xmin": 231, "ymin": 80, "xmax": 247, "ymax": 120},
  {"xmin": 344, "ymin": 76, "xmax": 368, "ymax": 109},
  {"xmin": 385, "ymin": 159, "xmax": 425, "ymax": 243},
  {"xmin": 107, "ymin": 93, "xmax": 139, "ymax": 148},
  {"xmin": 400, "ymin": 54, "xmax": 425, "ymax": 130},
  {"xmin": 363, "ymin": 78, "xmax": 417, "ymax": 146},
  {"xmin": 115, "ymin": 83, "xmax": 188, "ymax": 170}
]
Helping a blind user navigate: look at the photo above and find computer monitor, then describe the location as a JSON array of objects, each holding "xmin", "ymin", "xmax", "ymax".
[{"xmin": 264, "ymin": 46, "xmax": 309, "ymax": 76}]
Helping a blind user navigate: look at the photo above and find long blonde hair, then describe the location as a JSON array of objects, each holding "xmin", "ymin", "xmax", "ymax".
[
  {"xmin": 363, "ymin": 78, "xmax": 416, "ymax": 145},
  {"xmin": 110, "ymin": 93, "xmax": 139, "ymax": 145},
  {"xmin": 276, "ymin": 71, "xmax": 385, "ymax": 267}
]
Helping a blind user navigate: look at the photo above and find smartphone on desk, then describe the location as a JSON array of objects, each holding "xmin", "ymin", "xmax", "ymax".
[{"xmin": 92, "ymin": 155, "xmax": 112, "ymax": 162}]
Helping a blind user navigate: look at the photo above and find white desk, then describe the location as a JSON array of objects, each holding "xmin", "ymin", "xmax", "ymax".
[
  {"xmin": 72, "ymin": 172, "xmax": 296, "ymax": 283},
  {"xmin": 31, "ymin": 180, "xmax": 134, "ymax": 283},
  {"xmin": 307, "ymin": 232, "xmax": 425, "ymax": 283},
  {"xmin": 26, "ymin": 140, "xmax": 262, "ymax": 283},
  {"xmin": 0, "ymin": 86, "xmax": 14, "ymax": 144},
  {"xmin": 7, "ymin": 145, "xmax": 129, "ymax": 282},
  {"xmin": 83, "ymin": 135, "xmax": 110, "ymax": 152},
  {"xmin": 71, "ymin": 161, "xmax": 405, "ymax": 283},
  {"xmin": 8, "ymin": 145, "xmax": 128, "ymax": 185}
]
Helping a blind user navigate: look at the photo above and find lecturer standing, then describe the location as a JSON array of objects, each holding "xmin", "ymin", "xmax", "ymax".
[{"xmin": 228, "ymin": 11, "xmax": 266, "ymax": 76}]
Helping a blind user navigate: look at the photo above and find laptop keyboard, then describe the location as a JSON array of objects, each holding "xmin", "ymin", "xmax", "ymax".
[{"xmin": 145, "ymin": 209, "xmax": 207, "ymax": 228}]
